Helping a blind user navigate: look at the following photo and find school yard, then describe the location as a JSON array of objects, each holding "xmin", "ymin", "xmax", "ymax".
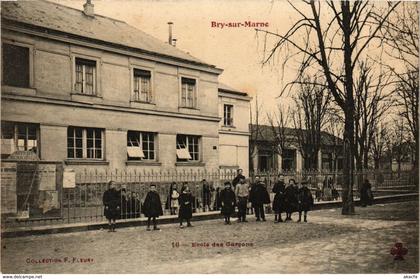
[{"xmin": 1, "ymin": 200, "xmax": 418, "ymax": 274}]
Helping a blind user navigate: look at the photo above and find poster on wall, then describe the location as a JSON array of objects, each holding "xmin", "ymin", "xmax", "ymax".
[
  {"xmin": 38, "ymin": 164, "xmax": 56, "ymax": 191},
  {"xmin": 63, "ymin": 168, "xmax": 76, "ymax": 188}
]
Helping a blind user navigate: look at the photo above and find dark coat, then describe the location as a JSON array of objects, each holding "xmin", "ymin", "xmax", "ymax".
[
  {"xmin": 179, "ymin": 192, "xmax": 194, "ymax": 220},
  {"xmin": 103, "ymin": 188, "xmax": 120, "ymax": 220},
  {"xmin": 298, "ymin": 186, "xmax": 314, "ymax": 212},
  {"xmin": 360, "ymin": 181, "xmax": 374, "ymax": 206},
  {"xmin": 272, "ymin": 181, "xmax": 286, "ymax": 213},
  {"xmin": 220, "ymin": 188, "xmax": 236, "ymax": 216},
  {"xmin": 249, "ymin": 182, "xmax": 270, "ymax": 206},
  {"xmin": 143, "ymin": 191, "xmax": 163, "ymax": 218},
  {"xmin": 284, "ymin": 185, "xmax": 299, "ymax": 213}
]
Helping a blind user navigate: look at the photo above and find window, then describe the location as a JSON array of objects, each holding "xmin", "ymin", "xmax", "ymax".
[
  {"xmin": 127, "ymin": 131, "xmax": 156, "ymax": 161},
  {"xmin": 223, "ymin": 104, "xmax": 234, "ymax": 126},
  {"xmin": 67, "ymin": 127, "xmax": 103, "ymax": 159},
  {"xmin": 74, "ymin": 58, "xmax": 96, "ymax": 95},
  {"xmin": 1, "ymin": 122, "xmax": 38, "ymax": 156},
  {"xmin": 132, "ymin": 69, "xmax": 152, "ymax": 103},
  {"xmin": 176, "ymin": 134, "xmax": 200, "ymax": 161},
  {"xmin": 180, "ymin": 77, "xmax": 197, "ymax": 108},
  {"xmin": 322, "ymin": 153, "xmax": 333, "ymax": 171},
  {"xmin": 282, "ymin": 149, "xmax": 296, "ymax": 171},
  {"xmin": 2, "ymin": 43, "xmax": 30, "ymax": 88}
]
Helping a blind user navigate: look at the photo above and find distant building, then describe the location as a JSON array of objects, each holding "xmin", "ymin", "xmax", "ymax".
[
  {"xmin": 250, "ymin": 125, "xmax": 344, "ymax": 173},
  {"xmin": 218, "ymin": 83, "xmax": 252, "ymax": 177}
]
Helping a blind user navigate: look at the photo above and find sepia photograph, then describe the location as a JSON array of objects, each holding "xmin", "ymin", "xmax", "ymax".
[{"xmin": 0, "ymin": 0, "xmax": 419, "ymax": 277}]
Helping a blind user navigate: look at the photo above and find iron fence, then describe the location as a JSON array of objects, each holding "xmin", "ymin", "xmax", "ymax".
[{"xmin": 2, "ymin": 166, "xmax": 417, "ymax": 228}]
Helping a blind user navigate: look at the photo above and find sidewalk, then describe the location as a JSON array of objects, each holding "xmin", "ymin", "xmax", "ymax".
[{"xmin": 1, "ymin": 193, "xmax": 418, "ymax": 238}]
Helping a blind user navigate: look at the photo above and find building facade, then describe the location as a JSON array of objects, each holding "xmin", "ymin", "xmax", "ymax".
[
  {"xmin": 218, "ymin": 83, "xmax": 251, "ymax": 177},
  {"xmin": 250, "ymin": 125, "xmax": 343, "ymax": 173},
  {"xmin": 1, "ymin": 1, "xmax": 225, "ymax": 173}
]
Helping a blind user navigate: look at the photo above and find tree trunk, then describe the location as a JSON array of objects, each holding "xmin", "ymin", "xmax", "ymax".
[{"xmin": 341, "ymin": 112, "xmax": 355, "ymax": 215}]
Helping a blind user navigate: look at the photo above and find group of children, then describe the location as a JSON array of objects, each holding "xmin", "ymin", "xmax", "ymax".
[{"xmin": 102, "ymin": 170, "xmax": 315, "ymax": 232}]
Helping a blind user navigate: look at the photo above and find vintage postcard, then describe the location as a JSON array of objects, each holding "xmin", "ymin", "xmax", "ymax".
[{"xmin": 0, "ymin": 0, "xmax": 419, "ymax": 277}]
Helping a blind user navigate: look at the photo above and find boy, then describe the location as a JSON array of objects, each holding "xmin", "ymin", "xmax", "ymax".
[{"xmin": 143, "ymin": 184, "xmax": 163, "ymax": 231}]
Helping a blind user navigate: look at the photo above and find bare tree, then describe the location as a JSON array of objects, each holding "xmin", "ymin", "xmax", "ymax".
[
  {"xmin": 381, "ymin": 2, "xmax": 419, "ymax": 183},
  {"xmin": 370, "ymin": 123, "xmax": 389, "ymax": 170},
  {"xmin": 353, "ymin": 60, "xmax": 393, "ymax": 170},
  {"xmin": 389, "ymin": 117, "xmax": 412, "ymax": 177},
  {"xmin": 266, "ymin": 104, "xmax": 292, "ymax": 171},
  {"xmin": 256, "ymin": 1, "xmax": 399, "ymax": 214},
  {"xmin": 249, "ymin": 94, "xmax": 264, "ymax": 172},
  {"xmin": 291, "ymin": 76, "xmax": 331, "ymax": 170}
]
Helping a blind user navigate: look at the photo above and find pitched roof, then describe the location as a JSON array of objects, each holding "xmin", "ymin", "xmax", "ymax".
[
  {"xmin": 218, "ymin": 82, "xmax": 248, "ymax": 96},
  {"xmin": 1, "ymin": 0, "xmax": 217, "ymax": 69},
  {"xmin": 250, "ymin": 124, "xmax": 343, "ymax": 146}
]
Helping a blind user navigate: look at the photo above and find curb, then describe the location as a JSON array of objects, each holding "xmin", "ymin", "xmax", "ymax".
[{"xmin": 1, "ymin": 193, "xmax": 418, "ymax": 238}]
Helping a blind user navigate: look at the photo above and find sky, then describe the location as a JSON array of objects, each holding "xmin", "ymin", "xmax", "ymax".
[{"xmin": 53, "ymin": 0, "xmax": 305, "ymax": 121}]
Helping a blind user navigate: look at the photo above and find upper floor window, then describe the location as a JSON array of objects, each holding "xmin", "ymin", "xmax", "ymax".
[
  {"xmin": 132, "ymin": 69, "xmax": 152, "ymax": 103},
  {"xmin": 223, "ymin": 104, "xmax": 234, "ymax": 126},
  {"xmin": 180, "ymin": 77, "xmax": 197, "ymax": 108},
  {"xmin": 1, "ymin": 122, "xmax": 39, "ymax": 156},
  {"xmin": 74, "ymin": 58, "xmax": 96, "ymax": 95},
  {"xmin": 127, "ymin": 131, "xmax": 156, "ymax": 161},
  {"xmin": 176, "ymin": 134, "xmax": 200, "ymax": 162},
  {"xmin": 2, "ymin": 43, "xmax": 30, "ymax": 88},
  {"xmin": 67, "ymin": 127, "xmax": 103, "ymax": 159}
]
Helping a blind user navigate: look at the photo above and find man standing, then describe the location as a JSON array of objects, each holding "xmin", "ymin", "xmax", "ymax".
[
  {"xmin": 232, "ymin": 169, "xmax": 245, "ymax": 189},
  {"xmin": 202, "ymin": 179, "xmax": 213, "ymax": 212},
  {"xmin": 272, "ymin": 174, "xmax": 286, "ymax": 223},
  {"xmin": 235, "ymin": 177, "xmax": 249, "ymax": 222},
  {"xmin": 249, "ymin": 176, "xmax": 270, "ymax": 222}
]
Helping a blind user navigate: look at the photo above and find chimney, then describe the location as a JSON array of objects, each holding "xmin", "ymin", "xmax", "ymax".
[
  {"xmin": 168, "ymin": 22, "xmax": 173, "ymax": 45},
  {"xmin": 172, "ymin": 38, "xmax": 177, "ymax": 47},
  {"xmin": 83, "ymin": 0, "xmax": 95, "ymax": 17}
]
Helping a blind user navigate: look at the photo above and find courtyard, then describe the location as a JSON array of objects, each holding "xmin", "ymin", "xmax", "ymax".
[{"xmin": 1, "ymin": 200, "xmax": 418, "ymax": 274}]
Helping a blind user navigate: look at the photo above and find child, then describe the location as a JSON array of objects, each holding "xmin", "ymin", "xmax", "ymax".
[
  {"xmin": 102, "ymin": 180, "xmax": 120, "ymax": 232},
  {"xmin": 220, "ymin": 181, "xmax": 236, "ymax": 225},
  {"xmin": 178, "ymin": 185, "xmax": 194, "ymax": 228},
  {"xmin": 143, "ymin": 184, "xmax": 163, "ymax": 231},
  {"xmin": 297, "ymin": 181, "xmax": 314, "ymax": 222},
  {"xmin": 170, "ymin": 183, "xmax": 180, "ymax": 215},
  {"xmin": 235, "ymin": 177, "xmax": 249, "ymax": 222}
]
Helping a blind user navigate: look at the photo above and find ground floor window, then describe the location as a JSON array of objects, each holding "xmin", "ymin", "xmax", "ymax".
[
  {"xmin": 67, "ymin": 127, "xmax": 104, "ymax": 159},
  {"xmin": 322, "ymin": 152, "xmax": 333, "ymax": 171},
  {"xmin": 282, "ymin": 149, "xmax": 296, "ymax": 171},
  {"xmin": 127, "ymin": 131, "xmax": 156, "ymax": 160},
  {"xmin": 176, "ymin": 134, "xmax": 200, "ymax": 161},
  {"xmin": 1, "ymin": 121, "xmax": 39, "ymax": 157}
]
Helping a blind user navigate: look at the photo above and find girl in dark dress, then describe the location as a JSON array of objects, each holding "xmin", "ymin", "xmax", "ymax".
[
  {"xmin": 178, "ymin": 185, "xmax": 194, "ymax": 228},
  {"xmin": 297, "ymin": 181, "xmax": 314, "ymax": 222},
  {"xmin": 272, "ymin": 174, "xmax": 286, "ymax": 223},
  {"xmin": 284, "ymin": 179, "xmax": 299, "ymax": 221},
  {"xmin": 102, "ymin": 180, "xmax": 120, "ymax": 232},
  {"xmin": 220, "ymin": 181, "xmax": 236, "ymax": 225},
  {"xmin": 143, "ymin": 184, "xmax": 163, "ymax": 231}
]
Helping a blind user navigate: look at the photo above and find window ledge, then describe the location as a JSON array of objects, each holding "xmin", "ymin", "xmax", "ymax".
[
  {"xmin": 126, "ymin": 161, "xmax": 162, "ymax": 166},
  {"xmin": 222, "ymin": 125, "xmax": 236, "ymax": 129},
  {"xmin": 179, "ymin": 107, "xmax": 199, "ymax": 111},
  {"xmin": 65, "ymin": 159, "xmax": 109, "ymax": 165},
  {"xmin": 2, "ymin": 85, "xmax": 36, "ymax": 96},
  {"xmin": 130, "ymin": 100, "xmax": 155, "ymax": 105},
  {"xmin": 175, "ymin": 161, "xmax": 205, "ymax": 167},
  {"xmin": 71, "ymin": 92, "xmax": 102, "ymax": 98}
]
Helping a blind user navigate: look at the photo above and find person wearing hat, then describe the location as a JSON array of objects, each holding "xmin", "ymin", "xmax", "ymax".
[
  {"xmin": 249, "ymin": 176, "xmax": 270, "ymax": 222},
  {"xmin": 220, "ymin": 181, "xmax": 236, "ymax": 224},
  {"xmin": 178, "ymin": 185, "xmax": 194, "ymax": 228},
  {"xmin": 143, "ymin": 184, "xmax": 163, "ymax": 231},
  {"xmin": 297, "ymin": 180, "xmax": 314, "ymax": 222},
  {"xmin": 201, "ymin": 179, "xmax": 213, "ymax": 212},
  {"xmin": 232, "ymin": 168, "xmax": 246, "ymax": 189},
  {"xmin": 272, "ymin": 174, "xmax": 286, "ymax": 223},
  {"xmin": 103, "ymin": 180, "xmax": 120, "ymax": 232},
  {"xmin": 235, "ymin": 177, "xmax": 249, "ymax": 222}
]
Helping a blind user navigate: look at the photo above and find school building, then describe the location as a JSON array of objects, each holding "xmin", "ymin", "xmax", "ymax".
[{"xmin": 1, "ymin": 0, "xmax": 251, "ymax": 175}]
